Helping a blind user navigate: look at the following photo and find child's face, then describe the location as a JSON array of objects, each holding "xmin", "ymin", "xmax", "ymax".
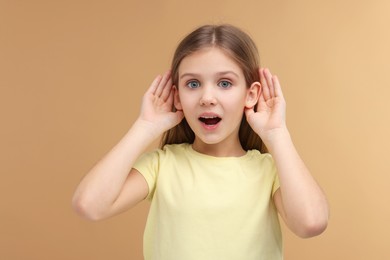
[{"xmin": 175, "ymin": 47, "xmax": 258, "ymax": 149}]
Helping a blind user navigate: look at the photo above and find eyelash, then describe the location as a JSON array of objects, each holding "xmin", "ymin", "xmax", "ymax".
[
  {"xmin": 186, "ymin": 80, "xmax": 200, "ymax": 89},
  {"xmin": 218, "ymin": 80, "xmax": 232, "ymax": 88},
  {"xmin": 185, "ymin": 80, "xmax": 233, "ymax": 89}
]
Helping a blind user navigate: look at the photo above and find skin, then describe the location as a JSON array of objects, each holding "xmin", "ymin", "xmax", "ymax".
[
  {"xmin": 174, "ymin": 47, "xmax": 260, "ymax": 157},
  {"xmin": 72, "ymin": 47, "xmax": 329, "ymax": 238}
]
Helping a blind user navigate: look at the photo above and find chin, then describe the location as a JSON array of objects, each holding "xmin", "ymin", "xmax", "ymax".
[{"xmin": 194, "ymin": 133, "xmax": 232, "ymax": 146}]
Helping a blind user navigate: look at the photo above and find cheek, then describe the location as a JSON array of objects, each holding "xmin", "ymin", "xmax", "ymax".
[
  {"xmin": 226, "ymin": 95, "xmax": 247, "ymax": 117},
  {"xmin": 225, "ymin": 92, "xmax": 247, "ymax": 107},
  {"xmin": 178, "ymin": 92, "xmax": 195, "ymax": 111}
]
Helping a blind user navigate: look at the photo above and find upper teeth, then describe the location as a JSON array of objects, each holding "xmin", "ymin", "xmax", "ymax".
[{"xmin": 201, "ymin": 116, "xmax": 218, "ymax": 119}]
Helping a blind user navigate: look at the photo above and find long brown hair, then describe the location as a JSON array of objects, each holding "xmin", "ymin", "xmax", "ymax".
[{"xmin": 161, "ymin": 24, "xmax": 267, "ymax": 153}]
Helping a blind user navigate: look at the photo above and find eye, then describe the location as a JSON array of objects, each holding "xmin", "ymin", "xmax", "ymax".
[
  {"xmin": 186, "ymin": 80, "xmax": 200, "ymax": 89},
  {"xmin": 218, "ymin": 80, "xmax": 232, "ymax": 89}
]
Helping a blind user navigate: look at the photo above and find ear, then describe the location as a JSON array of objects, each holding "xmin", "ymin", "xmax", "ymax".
[
  {"xmin": 173, "ymin": 86, "xmax": 183, "ymax": 111},
  {"xmin": 245, "ymin": 81, "xmax": 261, "ymax": 108}
]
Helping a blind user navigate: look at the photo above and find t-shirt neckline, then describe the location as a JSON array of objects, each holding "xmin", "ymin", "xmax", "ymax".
[{"xmin": 185, "ymin": 143, "xmax": 257, "ymax": 162}]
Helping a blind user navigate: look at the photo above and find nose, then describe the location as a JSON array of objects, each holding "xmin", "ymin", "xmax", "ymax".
[{"xmin": 199, "ymin": 86, "xmax": 217, "ymax": 106}]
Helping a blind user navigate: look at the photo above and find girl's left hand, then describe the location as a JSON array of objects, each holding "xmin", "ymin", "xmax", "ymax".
[{"xmin": 245, "ymin": 68, "xmax": 287, "ymax": 143}]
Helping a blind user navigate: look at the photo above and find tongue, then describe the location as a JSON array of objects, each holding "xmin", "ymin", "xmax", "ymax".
[{"xmin": 203, "ymin": 118, "xmax": 220, "ymax": 125}]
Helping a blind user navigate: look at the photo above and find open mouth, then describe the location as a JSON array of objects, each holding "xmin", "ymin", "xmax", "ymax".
[{"xmin": 199, "ymin": 116, "xmax": 222, "ymax": 125}]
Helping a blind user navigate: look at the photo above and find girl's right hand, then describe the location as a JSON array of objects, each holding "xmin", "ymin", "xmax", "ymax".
[{"xmin": 137, "ymin": 70, "xmax": 184, "ymax": 136}]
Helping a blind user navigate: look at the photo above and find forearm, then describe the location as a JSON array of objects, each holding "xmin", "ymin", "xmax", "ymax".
[
  {"xmin": 72, "ymin": 119, "xmax": 160, "ymax": 218},
  {"xmin": 264, "ymin": 128, "xmax": 329, "ymax": 237}
]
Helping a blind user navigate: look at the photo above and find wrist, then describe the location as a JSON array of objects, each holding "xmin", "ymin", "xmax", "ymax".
[
  {"xmin": 132, "ymin": 119, "xmax": 165, "ymax": 142},
  {"xmin": 261, "ymin": 127, "xmax": 292, "ymax": 152}
]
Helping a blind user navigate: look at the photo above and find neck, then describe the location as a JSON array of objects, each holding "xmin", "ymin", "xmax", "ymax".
[{"xmin": 192, "ymin": 138, "xmax": 246, "ymax": 157}]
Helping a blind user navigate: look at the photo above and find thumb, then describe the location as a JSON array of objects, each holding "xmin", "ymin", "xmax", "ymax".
[
  {"xmin": 244, "ymin": 106, "xmax": 255, "ymax": 120},
  {"xmin": 170, "ymin": 110, "xmax": 184, "ymax": 126},
  {"xmin": 175, "ymin": 110, "xmax": 184, "ymax": 122}
]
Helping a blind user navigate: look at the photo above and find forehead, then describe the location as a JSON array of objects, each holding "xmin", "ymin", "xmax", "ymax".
[{"xmin": 178, "ymin": 47, "xmax": 244, "ymax": 77}]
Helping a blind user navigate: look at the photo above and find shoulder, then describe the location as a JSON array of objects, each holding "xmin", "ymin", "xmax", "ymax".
[
  {"xmin": 162, "ymin": 143, "xmax": 190, "ymax": 154},
  {"xmin": 247, "ymin": 149, "xmax": 275, "ymax": 163},
  {"xmin": 246, "ymin": 150, "xmax": 277, "ymax": 172},
  {"xmin": 140, "ymin": 143, "xmax": 189, "ymax": 163},
  {"xmin": 140, "ymin": 143, "xmax": 189, "ymax": 157}
]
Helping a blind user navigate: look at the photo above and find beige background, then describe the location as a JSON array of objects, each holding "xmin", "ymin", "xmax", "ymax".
[{"xmin": 1, "ymin": 0, "xmax": 389, "ymax": 259}]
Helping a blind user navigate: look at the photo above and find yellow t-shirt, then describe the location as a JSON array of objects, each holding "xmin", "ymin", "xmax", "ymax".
[{"xmin": 133, "ymin": 143, "xmax": 282, "ymax": 260}]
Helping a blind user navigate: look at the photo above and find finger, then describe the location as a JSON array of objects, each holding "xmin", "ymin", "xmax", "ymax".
[
  {"xmin": 147, "ymin": 75, "xmax": 162, "ymax": 95},
  {"xmin": 260, "ymin": 68, "xmax": 270, "ymax": 100},
  {"xmin": 165, "ymin": 85, "xmax": 175, "ymax": 108},
  {"xmin": 155, "ymin": 70, "xmax": 171, "ymax": 97},
  {"xmin": 244, "ymin": 106, "xmax": 255, "ymax": 119},
  {"xmin": 173, "ymin": 110, "xmax": 184, "ymax": 124},
  {"xmin": 258, "ymin": 89, "xmax": 266, "ymax": 103},
  {"xmin": 161, "ymin": 77, "xmax": 173, "ymax": 102},
  {"xmin": 272, "ymin": 75, "xmax": 284, "ymax": 99},
  {"xmin": 264, "ymin": 68, "xmax": 275, "ymax": 98}
]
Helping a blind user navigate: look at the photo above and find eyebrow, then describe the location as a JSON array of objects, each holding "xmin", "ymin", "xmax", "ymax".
[{"xmin": 179, "ymin": 71, "xmax": 240, "ymax": 80}]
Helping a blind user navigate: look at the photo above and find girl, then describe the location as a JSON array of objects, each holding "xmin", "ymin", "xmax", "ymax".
[{"xmin": 72, "ymin": 24, "xmax": 329, "ymax": 259}]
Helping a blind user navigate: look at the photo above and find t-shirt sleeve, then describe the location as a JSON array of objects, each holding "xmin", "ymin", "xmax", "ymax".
[
  {"xmin": 268, "ymin": 154, "xmax": 280, "ymax": 197},
  {"xmin": 132, "ymin": 149, "xmax": 161, "ymax": 200},
  {"xmin": 272, "ymin": 173, "xmax": 280, "ymax": 197}
]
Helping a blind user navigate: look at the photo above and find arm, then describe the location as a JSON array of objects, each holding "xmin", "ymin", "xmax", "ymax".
[
  {"xmin": 72, "ymin": 71, "xmax": 183, "ymax": 221},
  {"xmin": 269, "ymin": 129, "xmax": 329, "ymax": 238},
  {"xmin": 245, "ymin": 68, "xmax": 329, "ymax": 238}
]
